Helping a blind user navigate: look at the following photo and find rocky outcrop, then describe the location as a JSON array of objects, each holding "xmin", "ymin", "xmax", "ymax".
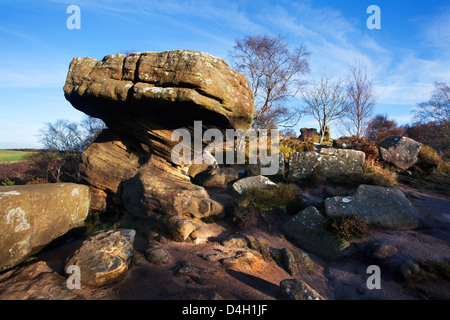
[
  {"xmin": 298, "ymin": 128, "xmax": 319, "ymax": 141},
  {"xmin": 324, "ymin": 184, "xmax": 421, "ymax": 230},
  {"xmin": 65, "ymin": 229, "xmax": 135, "ymax": 287},
  {"xmin": 282, "ymin": 206, "xmax": 351, "ymax": 260},
  {"xmin": 0, "ymin": 183, "xmax": 90, "ymax": 272},
  {"xmin": 287, "ymin": 148, "xmax": 365, "ymax": 181},
  {"xmin": 64, "ymin": 50, "xmax": 254, "ymax": 240},
  {"xmin": 378, "ymin": 136, "xmax": 422, "ymax": 170}
]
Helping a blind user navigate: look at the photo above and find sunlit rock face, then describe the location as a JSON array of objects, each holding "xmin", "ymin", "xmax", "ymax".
[{"xmin": 64, "ymin": 50, "xmax": 255, "ymax": 241}]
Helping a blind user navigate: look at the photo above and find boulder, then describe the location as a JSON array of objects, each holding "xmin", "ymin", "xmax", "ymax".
[
  {"xmin": 366, "ymin": 243, "xmax": 398, "ymax": 260},
  {"xmin": 231, "ymin": 175, "xmax": 277, "ymax": 195},
  {"xmin": 324, "ymin": 184, "xmax": 420, "ymax": 230},
  {"xmin": 144, "ymin": 244, "xmax": 171, "ymax": 264},
  {"xmin": 64, "ymin": 50, "xmax": 255, "ymax": 241},
  {"xmin": 193, "ymin": 167, "xmax": 239, "ymax": 188},
  {"xmin": 378, "ymin": 136, "xmax": 422, "ymax": 170},
  {"xmin": 0, "ymin": 183, "xmax": 90, "ymax": 272},
  {"xmin": 286, "ymin": 148, "xmax": 365, "ymax": 181},
  {"xmin": 65, "ymin": 229, "xmax": 135, "ymax": 287},
  {"xmin": 282, "ymin": 206, "xmax": 351, "ymax": 260},
  {"xmin": 280, "ymin": 279, "xmax": 325, "ymax": 300},
  {"xmin": 279, "ymin": 247, "xmax": 315, "ymax": 275}
]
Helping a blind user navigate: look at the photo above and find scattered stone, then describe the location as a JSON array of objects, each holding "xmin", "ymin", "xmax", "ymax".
[
  {"xmin": 65, "ymin": 229, "xmax": 136, "ymax": 287},
  {"xmin": 399, "ymin": 260, "xmax": 421, "ymax": 280},
  {"xmin": 220, "ymin": 250, "xmax": 265, "ymax": 271},
  {"xmin": 0, "ymin": 261, "xmax": 77, "ymax": 300},
  {"xmin": 324, "ymin": 184, "xmax": 421, "ymax": 230},
  {"xmin": 232, "ymin": 175, "xmax": 277, "ymax": 195},
  {"xmin": 280, "ymin": 279, "xmax": 325, "ymax": 300},
  {"xmin": 378, "ymin": 136, "xmax": 422, "ymax": 170},
  {"xmin": 282, "ymin": 206, "xmax": 351, "ymax": 260},
  {"xmin": 221, "ymin": 233, "xmax": 271, "ymax": 261},
  {"xmin": 0, "ymin": 183, "xmax": 90, "ymax": 272},
  {"xmin": 280, "ymin": 247, "xmax": 315, "ymax": 275},
  {"xmin": 366, "ymin": 243, "xmax": 398, "ymax": 260},
  {"xmin": 144, "ymin": 245, "xmax": 171, "ymax": 264}
]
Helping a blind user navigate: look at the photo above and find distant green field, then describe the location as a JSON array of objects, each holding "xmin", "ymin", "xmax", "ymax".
[{"xmin": 0, "ymin": 150, "xmax": 34, "ymax": 162}]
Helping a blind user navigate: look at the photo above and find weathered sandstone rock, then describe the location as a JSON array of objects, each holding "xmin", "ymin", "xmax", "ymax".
[
  {"xmin": 0, "ymin": 261, "xmax": 77, "ymax": 300},
  {"xmin": 231, "ymin": 175, "xmax": 277, "ymax": 195},
  {"xmin": 324, "ymin": 184, "xmax": 420, "ymax": 230},
  {"xmin": 64, "ymin": 50, "xmax": 255, "ymax": 240},
  {"xmin": 282, "ymin": 206, "xmax": 351, "ymax": 260},
  {"xmin": 280, "ymin": 279, "xmax": 325, "ymax": 300},
  {"xmin": 286, "ymin": 148, "xmax": 365, "ymax": 181},
  {"xmin": 378, "ymin": 136, "xmax": 422, "ymax": 170},
  {"xmin": 65, "ymin": 229, "xmax": 135, "ymax": 287},
  {"xmin": 0, "ymin": 183, "xmax": 90, "ymax": 272}
]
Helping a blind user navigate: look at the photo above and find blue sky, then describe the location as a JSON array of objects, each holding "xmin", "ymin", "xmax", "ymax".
[{"xmin": 0, "ymin": 0, "xmax": 449, "ymax": 148}]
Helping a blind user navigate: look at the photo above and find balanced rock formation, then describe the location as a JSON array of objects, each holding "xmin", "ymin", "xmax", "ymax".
[
  {"xmin": 64, "ymin": 50, "xmax": 254, "ymax": 241},
  {"xmin": 0, "ymin": 183, "xmax": 90, "ymax": 272},
  {"xmin": 378, "ymin": 136, "xmax": 422, "ymax": 170},
  {"xmin": 298, "ymin": 128, "xmax": 319, "ymax": 141}
]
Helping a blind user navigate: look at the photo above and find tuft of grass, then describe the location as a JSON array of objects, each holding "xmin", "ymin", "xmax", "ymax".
[
  {"xmin": 322, "ymin": 214, "xmax": 368, "ymax": 241},
  {"xmin": 237, "ymin": 183, "xmax": 304, "ymax": 214},
  {"xmin": 417, "ymin": 145, "xmax": 442, "ymax": 172},
  {"xmin": 334, "ymin": 159, "xmax": 397, "ymax": 188},
  {"xmin": 279, "ymin": 137, "xmax": 315, "ymax": 158},
  {"xmin": 1, "ymin": 177, "xmax": 15, "ymax": 186}
]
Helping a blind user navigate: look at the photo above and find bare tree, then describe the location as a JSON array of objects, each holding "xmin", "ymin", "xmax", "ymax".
[
  {"xmin": 344, "ymin": 61, "xmax": 379, "ymax": 138},
  {"xmin": 229, "ymin": 34, "xmax": 310, "ymax": 129},
  {"xmin": 40, "ymin": 116, "xmax": 106, "ymax": 153},
  {"xmin": 413, "ymin": 82, "xmax": 450, "ymax": 157},
  {"xmin": 301, "ymin": 73, "xmax": 351, "ymax": 143}
]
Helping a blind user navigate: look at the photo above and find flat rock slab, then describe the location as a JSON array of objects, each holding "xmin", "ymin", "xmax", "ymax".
[
  {"xmin": 0, "ymin": 260, "xmax": 77, "ymax": 300},
  {"xmin": 324, "ymin": 184, "xmax": 421, "ymax": 230},
  {"xmin": 287, "ymin": 148, "xmax": 365, "ymax": 181},
  {"xmin": 65, "ymin": 229, "xmax": 135, "ymax": 287},
  {"xmin": 282, "ymin": 206, "xmax": 350, "ymax": 260},
  {"xmin": 0, "ymin": 183, "xmax": 90, "ymax": 272}
]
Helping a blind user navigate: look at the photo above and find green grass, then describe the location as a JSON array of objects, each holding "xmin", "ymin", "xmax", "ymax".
[{"xmin": 0, "ymin": 150, "xmax": 34, "ymax": 162}]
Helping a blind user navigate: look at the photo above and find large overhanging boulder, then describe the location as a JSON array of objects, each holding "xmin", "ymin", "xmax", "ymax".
[{"xmin": 64, "ymin": 50, "xmax": 255, "ymax": 241}]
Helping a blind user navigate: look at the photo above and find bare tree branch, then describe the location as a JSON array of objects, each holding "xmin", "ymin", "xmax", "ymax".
[{"xmin": 229, "ymin": 34, "xmax": 310, "ymax": 129}]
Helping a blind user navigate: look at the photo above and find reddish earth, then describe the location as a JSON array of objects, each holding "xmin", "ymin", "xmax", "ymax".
[{"xmin": 0, "ymin": 177, "xmax": 449, "ymax": 301}]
